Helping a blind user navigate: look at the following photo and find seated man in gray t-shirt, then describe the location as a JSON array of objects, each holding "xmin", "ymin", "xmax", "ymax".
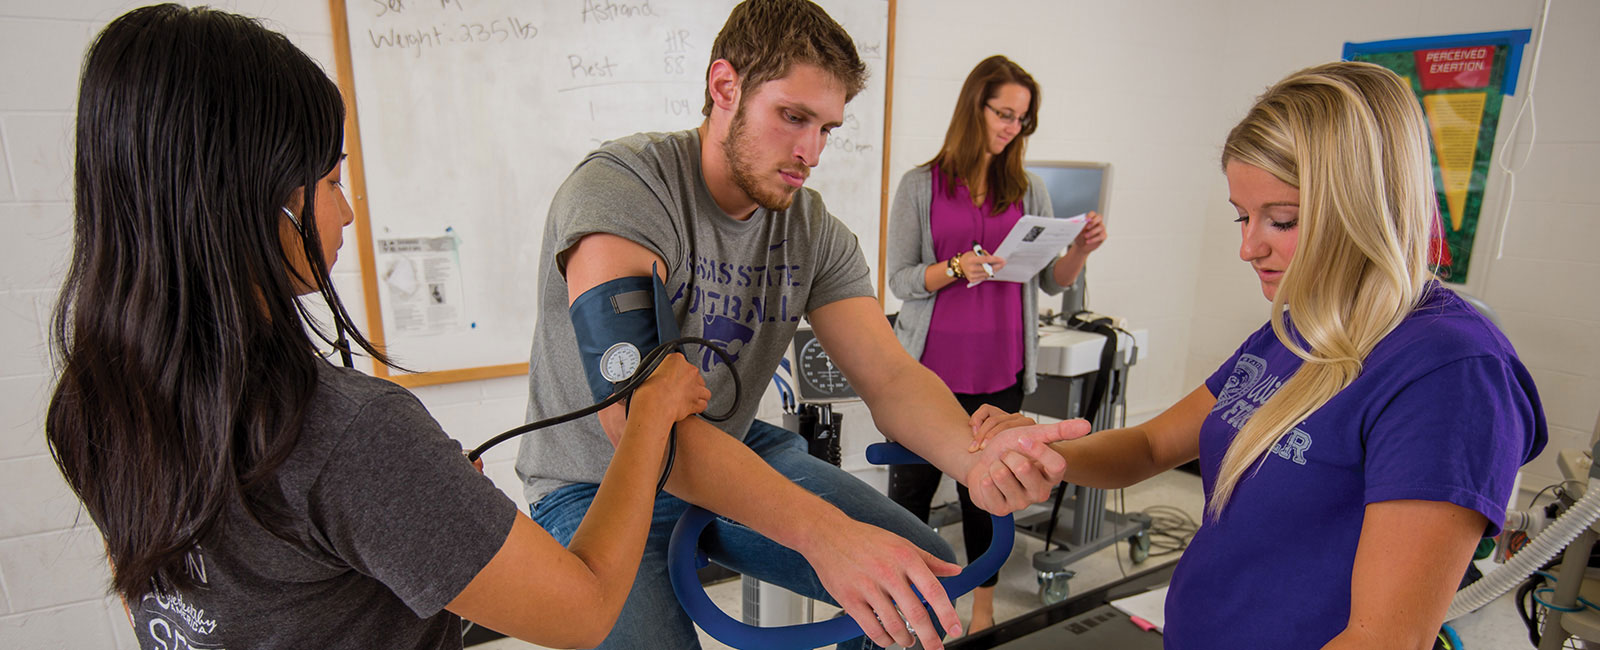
[{"xmin": 516, "ymin": 2, "xmax": 1079, "ymax": 649}]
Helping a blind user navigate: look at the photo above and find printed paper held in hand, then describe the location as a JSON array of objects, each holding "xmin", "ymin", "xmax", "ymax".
[{"xmin": 970, "ymin": 214, "xmax": 1088, "ymax": 286}]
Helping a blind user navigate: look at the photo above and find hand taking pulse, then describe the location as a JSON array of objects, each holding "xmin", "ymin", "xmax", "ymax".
[
  {"xmin": 962, "ymin": 417, "xmax": 1089, "ymax": 515},
  {"xmin": 593, "ymin": 352, "xmax": 711, "ymax": 447},
  {"xmin": 628, "ymin": 352, "xmax": 712, "ymax": 426},
  {"xmin": 966, "ymin": 405, "xmax": 1045, "ymax": 452}
]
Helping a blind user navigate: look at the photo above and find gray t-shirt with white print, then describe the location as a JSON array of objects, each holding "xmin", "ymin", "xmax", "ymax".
[
  {"xmin": 516, "ymin": 129, "xmax": 874, "ymax": 504},
  {"xmin": 130, "ymin": 363, "xmax": 517, "ymax": 650}
]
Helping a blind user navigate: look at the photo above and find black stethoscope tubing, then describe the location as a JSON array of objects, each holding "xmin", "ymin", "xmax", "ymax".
[{"xmin": 466, "ymin": 336, "xmax": 741, "ymax": 492}]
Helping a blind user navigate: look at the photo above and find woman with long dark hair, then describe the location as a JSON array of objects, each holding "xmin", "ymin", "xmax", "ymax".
[
  {"xmin": 46, "ymin": 5, "xmax": 707, "ymax": 648},
  {"xmin": 884, "ymin": 54, "xmax": 1107, "ymax": 631}
]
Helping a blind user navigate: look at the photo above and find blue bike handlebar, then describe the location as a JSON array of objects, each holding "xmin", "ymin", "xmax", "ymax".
[{"xmin": 667, "ymin": 442, "xmax": 1015, "ymax": 650}]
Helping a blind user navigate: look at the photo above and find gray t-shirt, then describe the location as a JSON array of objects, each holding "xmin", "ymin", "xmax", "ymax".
[
  {"xmin": 517, "ymin": 129, "xmax": 874, "ymax": 503},
  {"xmin": 130, "ymin": 363, "xmax": 517, "ymax": 650}
]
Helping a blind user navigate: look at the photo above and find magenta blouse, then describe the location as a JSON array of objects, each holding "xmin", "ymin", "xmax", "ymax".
[{"xmin": 919, "ymin": 169, "xmax": 1026, "ymax": 394}]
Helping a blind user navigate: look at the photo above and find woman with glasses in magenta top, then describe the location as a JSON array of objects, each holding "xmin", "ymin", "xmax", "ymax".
[{"xmin": 884, "ymin": 54, "xmax": 1107, "ymax": 632}]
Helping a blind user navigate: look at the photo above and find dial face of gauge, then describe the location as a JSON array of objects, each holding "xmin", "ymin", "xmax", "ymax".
[
  {"xmin": 600, "ymin": 342, "xmax": 642, "ymax": 383},
  {"xmin": 798, "ymin": 338, "xmax": 852, "ymax": 397}
]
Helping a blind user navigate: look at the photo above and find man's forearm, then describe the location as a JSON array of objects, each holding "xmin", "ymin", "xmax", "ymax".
[
  {"xmin": 856, "ymin": 360, "xmax": 980, "ymax": 483},
  {"xmin": 658, "ymin": 415, "xmax": 846, "ymax": 553}
]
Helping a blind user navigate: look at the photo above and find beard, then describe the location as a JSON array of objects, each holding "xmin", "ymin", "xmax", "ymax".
[{"xmin": 722, "ymin": 104, "xmax": 803, "ymax": 212}]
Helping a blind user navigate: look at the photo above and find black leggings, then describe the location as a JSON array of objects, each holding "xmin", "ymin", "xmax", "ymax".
[{"xmin": 886, "ymin": 382, "xmax": 1025, "ymax": 588}]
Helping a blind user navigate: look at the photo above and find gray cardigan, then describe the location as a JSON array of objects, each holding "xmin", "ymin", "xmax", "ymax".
[{"xmin": 886, "ymin": 165, "xmax": 1065, "ymax": 395}]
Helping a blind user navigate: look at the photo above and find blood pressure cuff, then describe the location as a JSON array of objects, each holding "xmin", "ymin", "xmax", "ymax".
[{"xmin": 569, "ymin": 269, "xmax": 681, "ymax": 402}]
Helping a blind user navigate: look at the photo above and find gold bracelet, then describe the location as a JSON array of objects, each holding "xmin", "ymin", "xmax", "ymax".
[{"xmin": 946, "ymin": 255, "xmax": 966, "ymax": 280}]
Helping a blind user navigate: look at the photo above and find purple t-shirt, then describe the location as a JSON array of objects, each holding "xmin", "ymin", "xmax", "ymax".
[
  {"xmin": 1165, "ymin": 286, "xmax": 1546, "ymax": 648},
  {"xmin": 920, "ymin": 169, "xmax": 1026, "ymax": 394}
]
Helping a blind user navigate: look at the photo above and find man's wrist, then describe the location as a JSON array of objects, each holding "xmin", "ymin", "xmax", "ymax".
[
  {"xmin": 950, "ymin": 449, "xmax": 982, "ymax": 487},
  {"xmin": 781, "ymin": 498, "xmax": 850, "ymax": 556}
]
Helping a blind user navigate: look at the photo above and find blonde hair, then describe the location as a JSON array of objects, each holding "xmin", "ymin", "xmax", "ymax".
[{"xmin": 1208, "ymin": 61, "xmax": 1437, "ymax": 520}]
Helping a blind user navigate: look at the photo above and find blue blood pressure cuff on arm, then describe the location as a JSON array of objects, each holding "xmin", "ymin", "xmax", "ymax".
[{"xmin": 569, "ymin": 269, "xmax": 681, "ymax": 402}]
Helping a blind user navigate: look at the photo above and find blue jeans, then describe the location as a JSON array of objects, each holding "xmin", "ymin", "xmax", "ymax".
[{"xmin": 530, "ymin": 419, "xmax": 956, "ymax": 650}]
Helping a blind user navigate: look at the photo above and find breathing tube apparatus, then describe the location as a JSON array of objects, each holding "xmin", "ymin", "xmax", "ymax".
[
  {"xmin": 1445, "ymin": 439, "xmax": 1600, "ymax": 621},
  {"xmin": 465, "ymin": 268, "xmax": 740, "ymax": 492}
]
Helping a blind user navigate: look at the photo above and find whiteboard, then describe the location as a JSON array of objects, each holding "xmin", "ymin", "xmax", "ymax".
[{"xmin": 330, "ymin": 0, "xmax": 892, "ymax": 386}]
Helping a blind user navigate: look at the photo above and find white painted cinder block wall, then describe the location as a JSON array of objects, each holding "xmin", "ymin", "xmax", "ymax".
[{"xmin": 0, "ymin": 0, "xmax": 1593, "ymax": 647}]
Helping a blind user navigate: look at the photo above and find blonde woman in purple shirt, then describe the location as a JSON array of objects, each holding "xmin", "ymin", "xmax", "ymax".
[
  {"xmin": 968, "ymin": 62, "xmax": 1546, "ymax": 649},
  {"xmin": 885, "ymin": 54, "xmax": 1107, "ymax": 632}
]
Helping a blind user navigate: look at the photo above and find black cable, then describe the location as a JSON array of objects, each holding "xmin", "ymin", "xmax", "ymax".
[
  {"xmin": 1042, "ymin": 485, "xmax": 1068, "ymax": 552},
  {"xmin": 1114, "ymin": 488, "xmax": 1128, "ymax": 579},
  {"xmin": 1527, "ymin": 481, "xmax": 1581, "ymax": 512},
  {"xmin": 1141, "ymin": 505, "xmax": 1198, "ymax": 558},
  {"xmin": 1110, "ymin": 324, "xmax": 1138, "ymax": 369},
  {"xmin": 1041, "ymin": 314, "xmax": 1119, "ymax": 552},
  {"xmin": 334, "ymin": 319, "xmax": 355, "ymax": 369},
  {"xmin": 1517, "ymin": 575, "xmax": 1543, "ymax": 646},
  {"xmin": 467, "ymin": 335, "xmax": 740, "ymax": 493}
]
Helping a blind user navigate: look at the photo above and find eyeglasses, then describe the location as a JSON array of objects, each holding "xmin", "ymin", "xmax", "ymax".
[{"xmin": 984, "ymin": 103, "xmax": 1032, "ymax": 129}]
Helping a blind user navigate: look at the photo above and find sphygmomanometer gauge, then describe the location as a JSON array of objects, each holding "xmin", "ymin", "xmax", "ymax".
[
  {"xmin": 600, "ymin": 341, "xmax": 643, "ymax": 384},
  {"xmin": 798, "ymin": 337, "xmax": 852, "ymax": 398}
]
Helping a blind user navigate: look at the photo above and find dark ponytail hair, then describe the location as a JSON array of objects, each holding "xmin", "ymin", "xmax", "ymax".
[{"xmin": 47, "ymin": 4, "xmax": 388, "ymax": 601}]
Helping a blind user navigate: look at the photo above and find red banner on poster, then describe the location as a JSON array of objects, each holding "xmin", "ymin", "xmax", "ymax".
[{"xmin": 1415, "ymin": 46, "xmax": 1496, "ymax": 90}]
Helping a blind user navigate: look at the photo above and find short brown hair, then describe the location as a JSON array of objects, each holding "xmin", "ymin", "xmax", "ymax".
[{"xmin": 701, "ymin": 0, "xmax": 868, "ymax": 116}]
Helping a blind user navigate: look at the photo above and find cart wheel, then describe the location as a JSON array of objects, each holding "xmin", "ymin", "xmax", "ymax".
[
  {"xmin": 1130, "ymin": 531, "xmax": 1151, "ymax": 564},
  {"xmin": 1037, "ymin": 569, "xmax": 1074, "ymax": 605}
]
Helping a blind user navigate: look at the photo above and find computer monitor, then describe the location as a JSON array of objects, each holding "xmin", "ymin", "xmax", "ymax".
[{"xmin": 1024, "ymin": 161, "xmax": 1112, "ymax": 315}]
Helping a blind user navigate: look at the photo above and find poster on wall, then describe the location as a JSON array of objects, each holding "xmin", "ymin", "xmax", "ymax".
[
  {"xmin": 374, "ymin": 234, "xmax": 467, "ymax": 337},
  {"xmin": 1343, "ymin": 30, "xmax": 1531, "ymax": 283}
]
